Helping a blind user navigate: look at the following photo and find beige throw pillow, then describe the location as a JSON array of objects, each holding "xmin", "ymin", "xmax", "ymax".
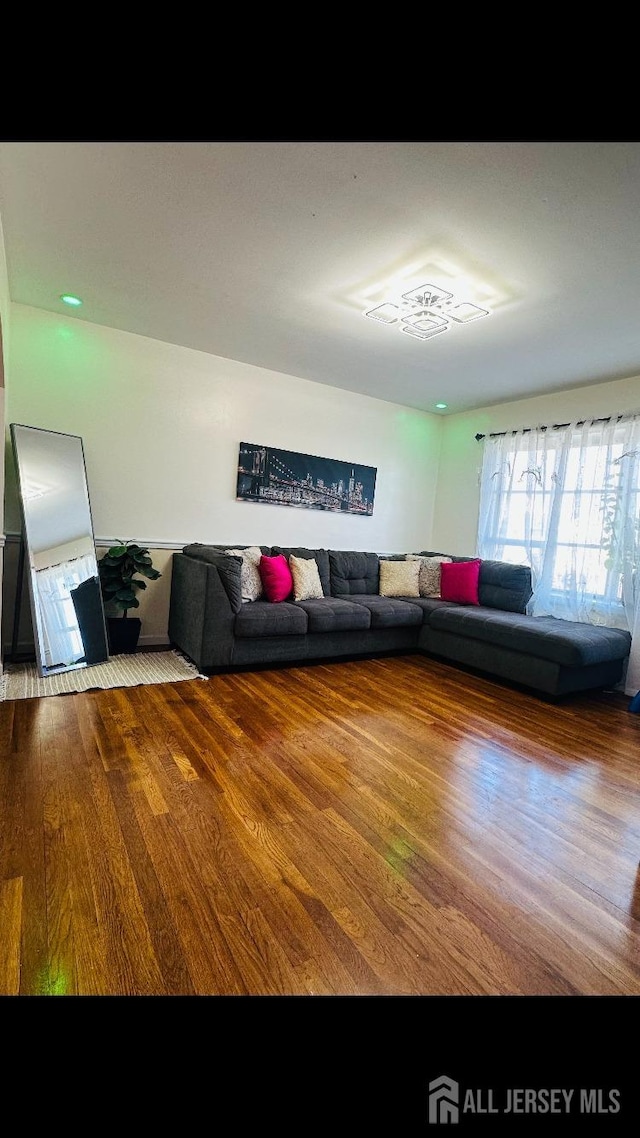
[
  {"xmin": 225, "ymin": 546, "xmax": 263, "ymax": 603},
  {"xmin": 406, "ymin": 554, "xmax": 452, "ymax": 597},
  {"xmin": 289, "ymin": 554, "xmax": 324, "ymax": 601},
  {"xmin": 379, "ymin": 559, "xmax": 420, "ymax": 598}
]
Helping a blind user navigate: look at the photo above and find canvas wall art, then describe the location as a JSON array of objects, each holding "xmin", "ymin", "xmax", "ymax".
[{"xmin": 237, "ymin": 442, "xmax": 376, "ymax": 515}]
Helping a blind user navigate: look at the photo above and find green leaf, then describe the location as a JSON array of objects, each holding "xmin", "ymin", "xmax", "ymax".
[
  {"xmin": 99, "ymin": 542, "xmax": 159, "ymax": 600},
  {"xmin": 137, "ymin": 566, "xmax": 161, "ymax": 580},
  {"xmin": 115, "ymin": 596, "xmax": 140, "ymax": 611}
]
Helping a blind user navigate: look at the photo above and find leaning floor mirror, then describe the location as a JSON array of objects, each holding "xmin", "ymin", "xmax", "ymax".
[{"xmin": 10, "ymin": 424, "xmax": 109, "ymax": 676}]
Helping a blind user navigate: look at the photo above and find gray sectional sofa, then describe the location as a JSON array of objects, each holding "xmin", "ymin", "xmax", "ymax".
[{"xmin": 168, "ymin": 544, "xmax": 631, "ymax": 697}]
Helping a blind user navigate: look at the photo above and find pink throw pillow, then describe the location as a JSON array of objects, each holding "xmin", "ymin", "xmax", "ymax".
[
  {"xmin": 440, "ymin": 559, "xmax": 481, "ymax": 605},
  {"xmin": 259, "ymin": 554, "xmax": 294, "ymax": 603}
]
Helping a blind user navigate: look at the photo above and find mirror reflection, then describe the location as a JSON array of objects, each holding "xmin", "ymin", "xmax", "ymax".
[{"xmin": 11, "ymin": 424, "xmax": 109, "ymax": 676}]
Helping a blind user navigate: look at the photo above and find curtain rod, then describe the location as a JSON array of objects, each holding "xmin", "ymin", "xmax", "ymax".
[{"xmin": 474, "ymin": 414, "xmax": 622, "ymax": 442}]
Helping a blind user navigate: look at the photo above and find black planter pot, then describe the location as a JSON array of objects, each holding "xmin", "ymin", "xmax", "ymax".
[{"xmin": 107, "ymin": 616, "xmax": 142, "ymax": 655}]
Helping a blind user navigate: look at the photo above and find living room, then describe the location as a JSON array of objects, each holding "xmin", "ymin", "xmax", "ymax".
[{"xmin": 0, "ymin": 144, "xmax": 639, "ymax": 1030}]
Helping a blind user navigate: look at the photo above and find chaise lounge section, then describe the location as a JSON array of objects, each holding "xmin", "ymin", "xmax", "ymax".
[{"xmin": 168, "ymin": 544, "xmax": 631, "ymax": 697}]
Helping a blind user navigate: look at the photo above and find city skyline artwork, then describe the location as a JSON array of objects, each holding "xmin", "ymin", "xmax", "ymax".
[{"xmin": 237, "ymin": 442, "xmax": 376, "ymax": 515}]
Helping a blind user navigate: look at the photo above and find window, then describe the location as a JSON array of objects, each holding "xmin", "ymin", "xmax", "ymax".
[
  {"xmin": 477, "ymin": 417, "xmax": 640, "ymax": 632},
  {"xmin": 34, "ymin": 554, "xmax": 97, "ymax": 667}
]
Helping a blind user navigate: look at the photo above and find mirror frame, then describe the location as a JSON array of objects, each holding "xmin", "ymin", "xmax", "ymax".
[{"xmin": 10, "ymin": 423, "xmax": 109, "ymax": 677}]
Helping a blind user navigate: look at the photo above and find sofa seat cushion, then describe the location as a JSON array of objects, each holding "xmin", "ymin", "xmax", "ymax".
[
  {"xmin": 399, "ymin": 597, "xmax": 460, "ymax": 619},
  {"xmin": 347, "ymin": 595, "xmax": 423, "ymax": 629},
  {"xmin": 235, "ymin": 601, "xmax": 308, "ymax": 638},
  {"xmin": 428, "ymin": 607, "xmax": 632, "ymax": 667},
  {"xmin": 295, "ymin": 597, "xmax": 371, "ymax": 632}
]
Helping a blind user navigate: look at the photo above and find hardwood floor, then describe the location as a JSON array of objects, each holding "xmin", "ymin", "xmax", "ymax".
[{"xmin": 1, "ymin": 653, "xmax": 640, "ymax": 996}]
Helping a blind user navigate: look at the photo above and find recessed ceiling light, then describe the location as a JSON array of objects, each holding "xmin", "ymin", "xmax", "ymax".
[
  {"xmin": 60, "ymin": 294, "xmax": 83, "ymax": 307},
  {"xmin": 435, "ymin": 402, "xmax": 448, "ymax": 410}
]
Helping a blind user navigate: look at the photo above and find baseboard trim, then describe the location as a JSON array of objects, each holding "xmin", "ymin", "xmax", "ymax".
[
  {"xmin": 2, "ymin": 640, "xmax": 36, "ymax": 658},
  {"xmin": 3, "ymin": 634, "xmax": 170, "ymax": 657}
]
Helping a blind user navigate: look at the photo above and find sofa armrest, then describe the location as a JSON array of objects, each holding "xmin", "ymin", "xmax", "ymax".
[{"xmin": 169, "ymin": 553, "xmax": 238, "ymax": 670}]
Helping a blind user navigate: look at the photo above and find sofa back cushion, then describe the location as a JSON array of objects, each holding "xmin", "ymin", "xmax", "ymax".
[
  {"xmin": 270, "ymin": 546, "xmax": 331, "ymax": 596},
  {"xmin": 419, "ymin": 551, "xmax": 532, "ymax": 613},
  {"xmin": 476, "ymin": 559, "xmax": 533, "ymax": 613},
  {"xmin": 184, "ymin": 542, "xmax": 271, "ymax": 559},
  {"xmin": 329, "ymin": 550, "xmax": 379, "ymax": 595},
  {"xmin": 181, "ymin": 544, "xmax": 243, "ymax": 612}
]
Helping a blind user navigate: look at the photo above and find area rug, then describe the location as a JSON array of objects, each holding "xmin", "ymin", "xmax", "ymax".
[{"xmin": 0, "ymin": 651, "xmax": 207, "ymax": 701}]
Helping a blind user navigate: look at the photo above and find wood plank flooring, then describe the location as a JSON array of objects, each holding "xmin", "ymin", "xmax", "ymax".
[{"xmin": 1, "ymin": 653, "xmax": 640, "ymax": 996}]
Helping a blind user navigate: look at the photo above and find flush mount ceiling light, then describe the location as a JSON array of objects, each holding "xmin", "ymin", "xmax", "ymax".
[
  {"xmin": 60, "ymin": 293, "xmax": 83, "ymax": 307},
  {"xmin": 364, "ymin": 283, "xmax": 490, "ymax": 342}
]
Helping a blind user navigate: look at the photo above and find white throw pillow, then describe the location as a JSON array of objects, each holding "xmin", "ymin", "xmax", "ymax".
[
  {"xmin": 225, "ymin": 546, "xmax": 263, "ymax": 603},
  {"xmin": 379, "ymin": 559, "xmax": 420, "ymax": 598},
  {"xmin": 289, "ymin": 555, "xmax": 324, "ymax": 601},
  {"xmin": 406, "ymin": 554, "xmax": 452, "ymax": 598}
]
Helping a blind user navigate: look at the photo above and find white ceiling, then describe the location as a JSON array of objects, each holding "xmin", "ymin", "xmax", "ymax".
[{"xmin": 1, "ymin": 141, "xmax": 640, "ymax": 414}]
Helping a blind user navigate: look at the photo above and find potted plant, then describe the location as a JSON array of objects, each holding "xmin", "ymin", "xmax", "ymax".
[{"xmin": 98, "ymin": 541, "xmax": 161, "ymax": 654}]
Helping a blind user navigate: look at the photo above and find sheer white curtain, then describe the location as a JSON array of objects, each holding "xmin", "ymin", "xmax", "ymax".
[
  {"xmin": 34, "ymin": 553, "xmax": 97, "ymax": 668},
  {"xmin": 478, "ymin": 415, "xmax": 640, "ymax": 695}
]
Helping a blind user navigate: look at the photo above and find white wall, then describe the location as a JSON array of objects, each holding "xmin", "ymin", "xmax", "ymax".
[
  {"xmin": 0, "ymin": 212, "xmax": 8, "ymax": 381},
  {"xmin": 0, "ymin": 213, "xmax": 9, "ymax": 670},
  {"xmin": 433, "ymin": 373, "xmax": 640, "ymax": 555},
  {"xmin": 4, "ymin": 303, "xmax": 443, "ymax": 645}
]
